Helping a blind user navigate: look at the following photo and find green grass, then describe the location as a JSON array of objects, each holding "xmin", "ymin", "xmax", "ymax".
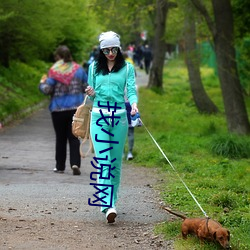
[
  {"xmin": 129, "ymin": 58, "xmax": 250, "ymax": 250},
  {"xmin": 1, "ymin": 57, "xmax": 249, "ymax": 249},
  {"xmin": 0, "ymin": 60, "xmax": 50, "ymax": 123}
]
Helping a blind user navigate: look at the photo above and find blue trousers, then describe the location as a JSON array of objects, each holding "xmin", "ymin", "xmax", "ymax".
[{"xmin": 90, "ymin": 110, "xmax": 128, "ymax": 212}]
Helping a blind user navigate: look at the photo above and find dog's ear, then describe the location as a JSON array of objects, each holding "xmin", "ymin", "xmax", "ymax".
[
  {"xmin": 213, "ymin": 231, "xmax": 217, "ymax": 240},
  {"xmin": 227, "ymin": 230, "xmax": 230, "ymax": 240}
]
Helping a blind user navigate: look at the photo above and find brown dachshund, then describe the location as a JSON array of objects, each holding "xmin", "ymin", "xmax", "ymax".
[{"xmin": 162, "ymin": 207, "xmax": 231, "ymax": 249}]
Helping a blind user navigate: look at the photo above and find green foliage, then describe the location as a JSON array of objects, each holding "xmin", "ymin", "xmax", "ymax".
[
  {"xmin": 210, "ymin": 191, "xmax": 238, "ymax": 209},
  {"xmin": 165, "ymin": 0, "xmax": 213, "ymax": 45},
  {"xmin": 154, "ymin": 221, "xmax": 181, "ymax": 240},
  {"xmin": 236, "ymin": 37, "xmax": 250, "ymax": 95},
  {"xmin": 130, "ymin": 58, "xmax": 250, "ymax": 249},
  {"xmin": 210, "ymin": 134, "xmax": 250, "ymax": 159},
  {"xmin": 165, "ymin": 3, "xmax": 184, "ymax": 44},
  {"xmin": 0, "ymin": 60, "xmax": 49, "ymax": 122},
  {"xmin": 232, "ymin": 0, "xmax": 250, "ymax": 39},
  {"xmin": 91, "ymin": 0, "xmax": 155, "ymax": 46},
  {"xmin": 0, "ymin": 0, "xmax": 100, "ymax": 66}
]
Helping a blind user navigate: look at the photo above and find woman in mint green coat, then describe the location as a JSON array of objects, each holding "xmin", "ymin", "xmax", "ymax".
[{"xmin": 86, "ymin": 31, "xmax": 138, "ymax": 223}]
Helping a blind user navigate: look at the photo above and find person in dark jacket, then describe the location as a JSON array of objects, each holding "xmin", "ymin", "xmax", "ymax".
[{"xmin": 143, "ymin": 44, "xmax": 152, "ymax": 74}]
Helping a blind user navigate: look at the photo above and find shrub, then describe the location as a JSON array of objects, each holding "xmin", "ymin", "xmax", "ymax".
[
  {"xmin": 210, "ymin": 191, "xmax": 237, "ymax": 209},
  {"xmin": 210, "ymin": 135, "xmax": 250, "ymax": 158}
]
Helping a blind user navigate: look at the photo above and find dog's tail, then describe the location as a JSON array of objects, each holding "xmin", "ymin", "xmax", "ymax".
[{"xmin": 162, "ymin": 206, "xmax": 187, "ymax": 220}]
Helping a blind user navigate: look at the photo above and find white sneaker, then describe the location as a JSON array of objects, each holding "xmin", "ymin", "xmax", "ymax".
[
  {"xmin": 106, "ymin": 208, "xmax": 117, "ymax": 223},
  {"xmin": 127, "ymin": 152, "xmax": 133, "ymax": 160},
  {"xmin": 53, "ymin": 168, "xmax": 64, "ymax": 173}
]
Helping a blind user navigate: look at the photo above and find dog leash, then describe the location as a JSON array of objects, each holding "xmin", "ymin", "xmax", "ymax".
[{"xmin": 139, "ymin": 118, "xmax": 209, "ymax": 218}]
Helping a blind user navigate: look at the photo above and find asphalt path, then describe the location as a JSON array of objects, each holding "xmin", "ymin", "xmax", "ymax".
[
  {"xmin": 0, "ymin": 106, "xmax": 166, "ymax": 223},
  {"xmin": 0, "ymin": 69, "xmax": 172, "ymax": 249}
]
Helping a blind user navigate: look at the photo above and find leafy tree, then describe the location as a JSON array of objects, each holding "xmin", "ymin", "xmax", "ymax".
[
  {"xmin": 232, "ymin": 0, "xmax": 250, "ymax": 40},
  {"xmin": 90, "ymin": 0, "xmax": 218, "ymax": 114},
  {"xmin": 148, "ymin": 0, "xmax": 177, "ymax": 89},
  {"xmin": 190, "ymin": 0, "xmax": 250, "ymax": 134},
  {"xmin": 232, "ymin": 0, "xmax": 250, "ymax": 95},
  {"xmin": 183, "ymin": 1, "xmax": 218, "ymax": 114},
  {"xmin": 54, "ymin": 1, "xmax": 99, "ymax": 62},
  {"xmin": 164, "ymin": 1, "xmax": 184, "ymax": 44},
  {"xmin": 0, "ymin": 0, "xmax": 99, "ymax": 67},
  {"xmin": 90, "ymin": 0, "xmax": 155, "ymax": 47},
  {"xmin": 0, "ymin": 0, "xmax": 57, "ymax": 66}
]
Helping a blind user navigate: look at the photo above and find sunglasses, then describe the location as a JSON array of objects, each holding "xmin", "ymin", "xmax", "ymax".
[{"xmin": 102, "ymin": 47, "xmax": 119, "ymax": 55}]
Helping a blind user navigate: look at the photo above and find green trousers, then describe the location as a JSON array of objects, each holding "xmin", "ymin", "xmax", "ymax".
[{"xmin": 90, "ymin": 110, "xmax": 128, "ymax": 212}]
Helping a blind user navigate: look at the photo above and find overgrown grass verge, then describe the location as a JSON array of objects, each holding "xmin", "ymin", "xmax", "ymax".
[
  {"xmin": 0, "ymin": 60, "xmax": 50, "ymax": 125},
  {"xmin": 129, "ymin": 58, "xmax": 250, "ymax": 250}
]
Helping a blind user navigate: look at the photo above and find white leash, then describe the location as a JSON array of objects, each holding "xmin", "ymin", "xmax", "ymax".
[{"xmin": 139, "ymin": 118, "xmax": 209, "ymax": 218}]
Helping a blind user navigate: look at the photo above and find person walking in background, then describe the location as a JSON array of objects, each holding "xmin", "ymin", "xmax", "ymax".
[
  {"xmin": 87, "ymin": 46, "xmax": 100, "ymax": 71},
  {"xmin": 143, "ymin": 44, "xmax": 152, "ymax": 74},
  {"xmin": 123, "ymin": 51, "xmax": 137, "ymax": 160},
  {"xmin": 123, "ymin": 51, "xmax": 134, "ymax": 67},
  {"xmin": 125, "ymin": 101, "xmax": 135, "ymax": 160},
  {"xmin": 39, "ymin": 45, "xmax": 88, "ymax": 175},
  {"xmin": 86, "ymin": 31, "xmax": 138, "ymax": 223},
  {"xmin": 134, "ymin": 44, "xmax": 144, "ymax": 69},
  {"xmin": 88, "ymin": 46, "xmax": 99, "ymax": 64}
]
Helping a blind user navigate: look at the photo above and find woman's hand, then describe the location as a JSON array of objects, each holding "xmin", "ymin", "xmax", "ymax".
[
  {"xmin": 85, "ymin": 86, "xmax": 95, "ymax": 97},
  {"xmin": 40, "ymin": 74, "xmax": 47, "ymax": 83},
  {"xmin": 131, "ymin": 103, "xmax": 138, "ymax": 116}
]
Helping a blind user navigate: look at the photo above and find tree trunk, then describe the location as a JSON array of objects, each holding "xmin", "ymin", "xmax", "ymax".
[
  {"xmin": 212, "ymin": 0, "xmax": 250, "ymax": 134},
  {"xmin": 184, "ymin": 4, "xmax": 218, "ymax": 114},
  {"xmin": 191, "ymin": 0, "xmax": 250, "ymax": 134},
  {"xmin": 147, "ymin": 0, "xmax": 169, "ymax": 89}
]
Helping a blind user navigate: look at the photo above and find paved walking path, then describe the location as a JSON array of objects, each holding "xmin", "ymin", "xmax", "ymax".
[{"xmin": 0, "ymin": 70, "xmax": 172, "ymax": 249}]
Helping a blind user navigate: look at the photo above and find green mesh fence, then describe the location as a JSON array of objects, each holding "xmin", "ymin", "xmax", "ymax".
[
  {"xmin": 198, "ymin": 40, "xmax": 250, "ymax": 94},
  {"xmin": 198, "ymin": 41, "xmax": 217, "ymax": 75}
]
